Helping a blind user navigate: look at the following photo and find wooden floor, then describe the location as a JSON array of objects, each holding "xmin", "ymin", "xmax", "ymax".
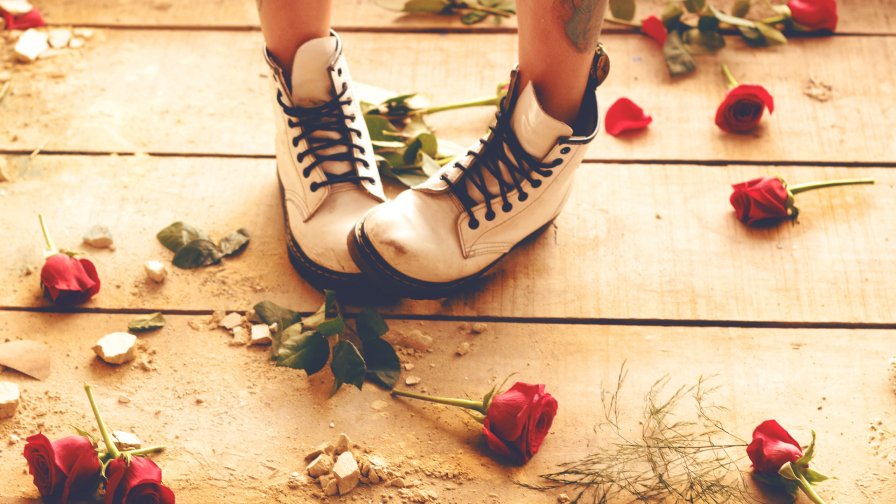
[{"xmin": 1, "ymin": 1, "xmax": 895, "ymax": 503}]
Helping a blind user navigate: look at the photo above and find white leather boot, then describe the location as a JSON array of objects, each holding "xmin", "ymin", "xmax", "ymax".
[
  {"xmin": 267, "ymin": 31, "xmax": 385, "ymax": 291},
  {"xmin": 349, "ymin": 48, "xmax": 609, "ymax": 299}
]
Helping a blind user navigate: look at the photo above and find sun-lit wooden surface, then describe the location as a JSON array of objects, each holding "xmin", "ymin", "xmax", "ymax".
[{"xmin": 1, "ymin": 1, "xmax": 894, "ymax": 503}]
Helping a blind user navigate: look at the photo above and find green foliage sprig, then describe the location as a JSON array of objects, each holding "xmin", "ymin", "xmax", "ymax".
[{"xmin": 375, "ymin": 0, "xmax": 515, "ymax": 25}]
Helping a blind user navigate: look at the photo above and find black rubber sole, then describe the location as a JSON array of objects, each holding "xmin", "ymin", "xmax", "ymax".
[{"xmin": 348, "ymin": 217, "xmax": 556, "ymax": 300}]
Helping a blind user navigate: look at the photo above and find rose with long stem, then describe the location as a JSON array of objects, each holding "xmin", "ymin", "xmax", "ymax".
[{"xmin": 84, "ymin": 384, "xmax": 166, "ymax": 460}]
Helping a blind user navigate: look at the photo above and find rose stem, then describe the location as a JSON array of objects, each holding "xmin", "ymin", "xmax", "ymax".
[
  {"xmin": 121, "ymin": 445, "xmax": 166, "ymax": 457},
  {"xmin": 391, "ymin": 389, "xmax": 486, "ymax": 414},
  {"xmin": 721, "ymin": 64, "xmax": 739, "ymax": 90},
  {"xmin": 84, "ymin": 384, "xmax": 121, "ymax": 459},
  {"xmin": 603, "ymin": 16, "xmax": 642, "ymax": 28},
  {"xmin": 795, "ymin": 472, "xmax": 827, "ymax": 504},
  {"xmin": 463, "ymin": 2, "xmax": 511, "ymax": 17},
  {"xmin": 411, "ymin": 95, "xmax": 503, "ymax": 117},
  {"xmin": 37, "ymin": 214, "xmax": 57, "ymax": 253},
  {"xmin": 789, "ymin": 178, "xmax": 875, "ymax": 195}
]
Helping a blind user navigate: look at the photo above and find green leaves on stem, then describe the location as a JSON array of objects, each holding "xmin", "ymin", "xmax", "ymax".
[
  {"xmin": 156, "ymin": 222, "xmax": 250, "ymax": 269},
  {"xmin": 374, "ymin": 0, "xmax": 515, "ymax": 25},
  {"xmin": 128, "ymin": 312, "xmax": 166, "ymax": 333},
  {"xmin": 84, "ymin": 384, "xmax": 166, "ymax": 469},
  {"xmin": 777, "ymin": 431, "xmax": 829, "ymax": 504},
  {"xmin": 254, "ymin": 292, "xmax": 402, "ymax": 395}
]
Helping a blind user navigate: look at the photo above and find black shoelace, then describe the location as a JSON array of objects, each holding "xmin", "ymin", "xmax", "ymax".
[
  {"xmin": 441, "ymin": 102, "xmax": 562, "ymax": 230},
  {"xmin": 277, "ymin": 82, "xmax": 375, "ymax": 192}
]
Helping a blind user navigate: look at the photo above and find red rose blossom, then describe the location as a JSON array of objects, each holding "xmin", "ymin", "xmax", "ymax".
[
  {"xmin": 482, "ymin": 382, "xmax": 558, "ymax": 464},
  {"xmin": 23, "ymin": 433, "xmax": 101, "ymax": 503},
  {"xmin": 105, "ymin": 456, "xmax": 175, "ymax": 504},
  {"xmin": 788, "ymin": 0, "xmax": 838, "ymax": 32},
  {"xmin": 1, "ymin": 7, "xmax": 45, "ymax": 30},
  {"xmin": 41, "ymin": 254, "xmax": 101, "ymax": 305},
  {"xmin": 641, "ymin": 15, "xmax": 668, "ymax": 45},
  {"xmin": 605, "ymin": 98, "xmax": 652, "ymax": 136},
  {"xmin": 747, "ymin": 420, "xmax": 804, "ymax": 475},
  {"xmin": 729, "ymin": 176, "xmax": 792, "ymax": 224},
  {"xmin": 715, "ymin": 84, "xmax": 775, "ymax": 133}
]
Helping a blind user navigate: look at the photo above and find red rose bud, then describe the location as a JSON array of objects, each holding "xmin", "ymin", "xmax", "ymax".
[
  {"xmin": 641, "ymin": 15, "xmax": 668, "ymax": 45},
  {"xmin": 605, "ymin": 98, "xmax": 652, "ymax": 136},
  {"xmin": 105, "ymin": 456, "xmax": 175, "ymax": 504},
  {"xmin": 23, "ymin": 434, "xmax": 102, "ymax": 503},
  {"xmin": 41, "ymin": 254, "xmax": 101, "ymax": 305},
  {"xmin": 730, "ymin": 176, "xmax": 874, "ymax": 225},
  {"xmin": 715, "ymin": 64, "xmax": 774, "ymax": 134},
  {"xmin": 787, "ymin": 0, "xmax": 838, "ymax": 32},
  {"xmin": 1, "ymin": 6, "xmax": 46, "ymax": 30},
  {"xmin": 747, "ymin": 420, "xmax": 803, "ymax": 475},
  {"xmin": 482, "ymin": 382, "xmax": 558, "ymax": 464}
]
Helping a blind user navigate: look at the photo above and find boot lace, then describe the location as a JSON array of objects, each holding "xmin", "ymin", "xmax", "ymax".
[
  {"xmin": 440, "ymin": 103, "xmax": 562, "ymax": 230},
  {"xmin": 277, "ymin": 82, "xmax": 374, "ymax": 192}
]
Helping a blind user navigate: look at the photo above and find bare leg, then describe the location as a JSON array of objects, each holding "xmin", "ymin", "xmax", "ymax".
[
  {"xmin": 258, "ymin": 0, "xmax": 333, "ymax": 77},
  {"xmin": 516, "ymin": 0, "xmax": 608, "ymax": 125}
]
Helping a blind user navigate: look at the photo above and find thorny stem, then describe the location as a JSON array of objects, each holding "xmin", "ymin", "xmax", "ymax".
[
  {"xmin": 84, "ymin": 384, "xmax": 120, "ymax": 459},
  {"xmin": 788, "ymin": 178, "xmax": 875, "ymax": 195},
  {"xmin": 721, "ymin": 64, "xmax": 739, "ymax": 90},
  {"xmin": 461, "ymin": 2, "xmax": 512, "ymax": 17},
  {"xmin": 392, "ymin": 389, "xmax": 486, "ymax": 414},
  {"xmin": 604, "ymin": 16, "xmax": 642, "ymax": 28},
  {"xmin": 121, "ymin": 445, "xmax": 166, "ymax": 457},
  {"xmin": 411, "ymin": 95, "xmax": 504, "ymax": 116},
  {"xmin": 38, "ymin": 214, "xmax": 57, "ymax": 253},
  {"xmin": 796, "ymin": 471, "xmax": 827, "ymax": 504}
]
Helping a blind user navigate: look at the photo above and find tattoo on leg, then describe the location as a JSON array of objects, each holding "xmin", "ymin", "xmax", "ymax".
[{"xmin": 556, "ymin": 0, "xmax": 602, "ymax": 53}]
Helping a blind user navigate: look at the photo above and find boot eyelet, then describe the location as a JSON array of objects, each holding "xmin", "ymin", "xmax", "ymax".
[
  {"xmin": 502, "ymin": 202, "xmax": 512, "ymax": 212},
  {"xmin": 485, "ymin": 210, "xmax": 496, "ymax": 221},
  {"xmin": 468, "ymin": 219, "xmax": 480, "ymax": 230},
  {"xmin": 560, "ymin": 147, "xmax": 571, "ymax": 155},
  {"xmin": 531, "ymin": 179, "xmax": 542, "ymax": 188},
  {"xmin": 518, "ymin": 192, "xmax": 529, "ymax": 202}
]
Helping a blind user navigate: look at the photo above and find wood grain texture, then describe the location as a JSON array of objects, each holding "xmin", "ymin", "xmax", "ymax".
[
  {"xmin": 36, "ymin": 0, "xmax": 896, "ymax": 34},
  {"xmin": 1, "ymin": 155, "xmax": 891, "ymax": 323},
  {"xmin": 1, "ymin": 30, "xmax": 893, "ymax": 164},
  {"xmin": 0, "ymin": 313, "xmax": 892, "ymax": 502}
]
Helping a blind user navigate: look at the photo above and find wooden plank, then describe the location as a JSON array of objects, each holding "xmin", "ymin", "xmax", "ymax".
[
  {"xmin": 36, "ymin": 0, "xmax": 896, "ymax": 34},
  {"xmin": 0, "ymin": 313, "xmax": 893, "ymax": 502},
  {"xmin": 1, "ymin": 155, "xmax": 892, "ymax": 323},
  {"xmin": 1, "ymin": 30, "xmax": 894, "ymax": 164}
]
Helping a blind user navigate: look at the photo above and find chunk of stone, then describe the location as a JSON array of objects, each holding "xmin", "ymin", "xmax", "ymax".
[
  {"xmin": 369, "ymin": 468, "xmax": 382, "ymax": 484},
  {"xmin": 332, "ymin": 451, "xmax": 360, "ymax": 495},
  {"xmin": 402, "ymin": 330, "xmax": 432, "ymax": 351},
  {"xmin": 405, "ymin": 375, "xmax": 421, "ymax": 386},
  {"xmin": 455, "ymin": 341, "xmax": 471, "ymax": 356},
  {"xmin": 229, "ymin": 326, "xmax": 249, "ymax": 346},
  {"xmin": 323, "ymin": 478, "xmax": 338, "ymax": 496},
  {"xmin": 47, "ymin": 29, "xmax": 72, "ymax": 49},
  {"xmin": 471, "ymin": 322, "xmax": 488, "ymax": 334},
  {"xmin": 0, "ymin": 1, "xmax": 34, "ymax": 15},
  {"xmin": 72, "ymin": 27, "xmax": 94, "ymax": 39},
  {"xmin": 111, "ymin": 430, "xmax": 142, "ymax": 450},
  {"xmin": 388, "ymin": 477, "xmax": 406, "ymax": 488},
  {"xmin": 93, "ymin": 332, "xmax": 137, "ymax": 365},
  {"xmin": 82, "ymin": 225, "xmax": 113, "ymax": 248},
  {"xmin": 118, "ymin": 395, "xmax": 131, "ymax": 404},
  {"xmin": 219, "ymin": 312, "xmax": 243, "ymax": 330},
  {"xmin": 304, "ymin": 441, "xmax": 336, "ymax": 462},
  {"xmin": 249, "ymin": 324, "xmax": 272, "ymax": 346},
  {"xmin": 318, "ymin": 474, "xmax": 332, "ymax": 489},
  {"xmin": 334, "ymin": 432, "xmax": 352, "ymax": 455},
  {"xmin": 68, "ymin": 37, "xmax": 85, "ymax": 49},
  {"xmin": 0, "ymin": 382, "xmax": 20, "ymax": 419},
  {"xmin": 14, "ymin": 29, "xmax": 48, "ymax": 62},
  {"xmin": 287, "ymin": 472, "xmax": 303, "ymax": 489},
  {"xmin": 371, "ymin": 400, "xmax": 388, "ymax": 411},
  {"xmin": 144, "ymin": 260, "xmax": 167, "ymax": 283},
  {"xmin": 306, "ymin": 453, "xmax": 333, "ymax": 478}
]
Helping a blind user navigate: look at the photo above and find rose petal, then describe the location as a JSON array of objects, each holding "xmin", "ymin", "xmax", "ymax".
[
  {"xmin": 641, "ymin": 16, "xmax": 668, "ymax": 46},
  {"xmin": 605, "ymin": 98, "xmax": 652, "ymax": 136},
  {"xmin": 1, "ymin": 8, "xmax": 45, "ymax": 30}
]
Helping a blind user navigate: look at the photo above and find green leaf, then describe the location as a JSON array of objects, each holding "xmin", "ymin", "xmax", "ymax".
[
  {"xmin": 737, "ymin": 26, "xmax": 766, "ymax": 45},
  {"xmin": 277, "ymin": 327, "xmax": 330, "ymax": 374},
  {"xmin": 357, "ymin": 308, "xmax": 389, "ymax": 341},
  {"xmin": 128, "ymin": 312, "xmax": 166, "ymax": 332},
  {"xmin": 662, "ymin": 31, "xmax": 697, "ymax": 77},
  {"xmin": 218, "ymin": 228, "xmax": 250, "ymax": 257},
  {"xmin": 661, "ymin": 3, "xmax": 684, "ymax": 28},
  {"xmin": 732, "ymin": 0, "xmax": 750, "ymax": 18},
  {"xmin": 682, "ymin": 0, "xmax": 705, "ymax": 13},
  {"xmin": 609, "ymin": 0, "xmax": 636, "ymax": 21},
  {"xmin": 364, "ymin": 114, "xmax": 399, "ymax": 142},
  {"xmin": 318, "ymin": 317, "xmax": 346, "ymax": 337},
  {"xmin": 796, "ymin": 430, "xmax": 817, "ymax": 466},
  {"xmin": 417, "ymin": 133, "xmax": 438, "ymax": 157},
  {"xmin": 403, "ymin": 136, "xmax": 423, "ymax": 165},
  {"xmin": 683, "ymin": 28, "xmax": 725, "ymax": 51},
  {"xmin": 461, "ymin": 11, "xmax": 488, "ymax": 24},
  {"xmin": 156, "ymin": 222, "xmax": 208, "ymax": 253},
  {"xmin": 253, "ymin": 300, "xmax": 301, "ymax": 353},
  {"xmin": 709, "ymin": 5, "xmax": 756, "ymax": 28},
  {"xmin": 331, "ymin": 340, "xmax": 366, "ymax": 392},
  {"xmin": 778, "ymin": 461, "xmax": 799, "ymax": 481},
  {"xmin": 403, "ymin": 0, "xmax": 449, "ymax": 14},
  {"xmin": 755, "ymin": 21, "xmax": 788, "ymax": 45},
  {"xmin": 803, "ymin": 467, "xmax": 829, "ymax": 484},
  {"xmin": 172, "ymin": 239, "xmax": 223, "ymax": 269},
  {"xmin": 697, "ymin": 15, "xmax": 720, "ymax": 32},
  {"xmin": 362, "ymin": 338, "xmax": 401, "ymax": 389}
]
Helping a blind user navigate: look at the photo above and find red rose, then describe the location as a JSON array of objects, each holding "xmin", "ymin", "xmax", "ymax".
[
  {"xmin": 482, "ymin": 382, "xmax": 558, "ymax": 464},
  {"xmin": 788, "ymin": 0, "xmax": 838, "ymax": 32},
  {"xmin": 715, "ymin": 84, "xmax": 774, "ymax": 133},
  {"xmin": 729, "ymin": 176, "xmax": 793, "ymax": 224},
  {"xmin": 105, "ymin": 456, "xmax": 175, "ymax": 504},
  {"xmin": 23, "ymin": 433, "xmax": 101, "ymax": 503},
  {"xmin": 747, "ymin": 420, "xmax": 804, "ymax": 475},
  {"xmin": 641, "ymin": 15, "xmax": 668, "ymax": 45},
  {"xmin": 605, "ymin": 98, "xmax": 652, "ymax": 136},
  {"xmin": 41, "ymin": 254, "xmax": 101, "ymax": 305},
  {"xmin": 0, "ymin": 7, "xmax": 45, "ymax": 30}
]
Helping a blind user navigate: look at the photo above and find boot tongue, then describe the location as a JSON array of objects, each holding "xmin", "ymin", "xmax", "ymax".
[
  {"xmin": 469, "ymin": 82, "xmax": 573, "ymax": 203},
  {"xmin": 289, "ymin": 35, "xmax": 352, "ymax": 176}
]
